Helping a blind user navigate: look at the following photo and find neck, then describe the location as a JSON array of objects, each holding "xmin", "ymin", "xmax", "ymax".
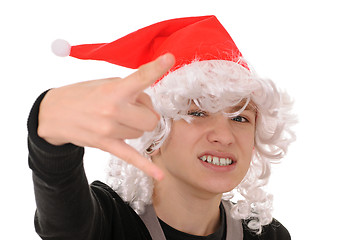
[{"xmin": 152, "ymin": 178, "xmax": 222, "ymax": 236}]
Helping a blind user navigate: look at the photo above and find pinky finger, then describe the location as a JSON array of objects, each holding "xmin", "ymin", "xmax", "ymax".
[{"xmin": 101, "ymin": 139, "xmax": 164, "ymax": 181}]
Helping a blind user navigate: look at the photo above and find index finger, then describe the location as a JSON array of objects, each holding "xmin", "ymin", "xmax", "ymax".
[{"xmin": 122, "ymin": 53, "xmax": 175, "ymax": 95}]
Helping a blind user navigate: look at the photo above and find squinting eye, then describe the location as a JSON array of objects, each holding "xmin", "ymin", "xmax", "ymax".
[
  {"xmin": 232, "ymin": 116, "xmax": 249, "ymax": 123},
  {"xmin": 188, "ymin": 110, "xmax": 207, "ymax": 117}
]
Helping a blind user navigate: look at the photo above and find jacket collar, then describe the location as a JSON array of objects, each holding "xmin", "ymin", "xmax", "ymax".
[{"xmin": 140, "ymin": 200, "xmax": 243, "ymax": 239}]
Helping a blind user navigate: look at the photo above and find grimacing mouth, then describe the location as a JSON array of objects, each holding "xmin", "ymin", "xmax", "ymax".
[{"xmin": 199, "ymin": 154, "xmax": 235, "ymax": 166}]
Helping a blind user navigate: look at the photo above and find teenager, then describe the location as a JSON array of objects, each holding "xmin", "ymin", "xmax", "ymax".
[{"xmin": 28, "ymin": 15, "xmax": 296, "ymax": 239}]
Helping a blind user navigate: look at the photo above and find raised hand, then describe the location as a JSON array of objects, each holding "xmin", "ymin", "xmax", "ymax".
[{"xmin": 38, "ymin": 53, "xmax": 175, "ymax": 180}]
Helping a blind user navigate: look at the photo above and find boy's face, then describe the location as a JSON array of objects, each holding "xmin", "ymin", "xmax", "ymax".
[{"xmin": 152, "ymin": 102, "xmax": 256, "ymax": 197}]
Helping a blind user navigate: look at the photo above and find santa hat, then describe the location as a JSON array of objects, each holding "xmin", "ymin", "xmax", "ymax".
[{"xmin": 52, "ymin": 15, "xmax": 249, "ymax": 78}]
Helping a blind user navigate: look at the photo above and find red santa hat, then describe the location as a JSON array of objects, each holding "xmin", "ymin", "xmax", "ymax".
[{"xmin": 52, "ymin": 15, "xmax": 249, "ymax": 78}]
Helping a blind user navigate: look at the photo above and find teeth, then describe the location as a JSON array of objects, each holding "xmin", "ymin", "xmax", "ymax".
[{"xmin": 200, "ymin": 155, "xmax": 233, "ymax": 166}]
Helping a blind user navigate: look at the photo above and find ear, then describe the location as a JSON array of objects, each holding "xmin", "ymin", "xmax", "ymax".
[
  {"xmin": 147, "ymin": 148, "xmax": 160, "ymax": 156},
  {"xmin": 148, "ymin": 148, "xmax": 161, "ymax": 165},
  {"xmin": 145, "ymin": 139, "xmax": 163, "ymax": 156}
]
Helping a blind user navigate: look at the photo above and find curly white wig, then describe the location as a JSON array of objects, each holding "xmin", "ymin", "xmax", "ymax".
[{"xmin": 106, "ymin": 57, "xmax": 296, "ymax": 234}]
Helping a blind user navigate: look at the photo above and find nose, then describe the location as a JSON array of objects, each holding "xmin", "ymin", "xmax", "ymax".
[{"xmin": 206, "ymin": 115, "xmax": 235, "ymax": 146}]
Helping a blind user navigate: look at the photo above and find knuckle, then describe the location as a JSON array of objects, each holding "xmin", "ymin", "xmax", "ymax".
[
  {"xmin": 99, "ymin": 104, "xmax": 118, "ymax": 118},
  {"xmin": 97, "ymin": 122, "xmax": 115, "ymax": 137},
  {"xmin": 96, "ymin": 78, "xmax": 123, "ymax": 97}
]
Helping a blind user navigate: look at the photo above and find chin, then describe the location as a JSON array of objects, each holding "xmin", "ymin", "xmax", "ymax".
[{"xmin": 200, "ymin": 177, "xmax": 242, "ymax": 195}]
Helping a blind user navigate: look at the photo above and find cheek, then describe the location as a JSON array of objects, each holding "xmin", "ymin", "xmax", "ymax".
[
  {"xmin": 158, "ymin": 122, "xmax": 198, "ymax": 157},
  {"xmin": 235, "ymin": 130, "xmax": 255, "ymax": 166},
  {"xmin": 167, "ymin": 121, "xmax": 200, "ymax": 142},
  {"xmin": 237, "ymin": 129, "xmax": 255, "ymax": 148}
]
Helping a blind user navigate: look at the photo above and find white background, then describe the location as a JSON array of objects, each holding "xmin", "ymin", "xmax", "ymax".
[{"xmin": 1, "ymin": 0, "xmax": 360, "ymax": 239}]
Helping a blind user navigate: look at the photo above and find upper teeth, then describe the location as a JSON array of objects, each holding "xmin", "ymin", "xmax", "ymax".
[{"xmin": 200, "ymin": 155, "xmax": 233, "ymax": 166}]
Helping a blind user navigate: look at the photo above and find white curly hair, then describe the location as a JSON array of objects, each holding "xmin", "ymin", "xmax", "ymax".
[{"xmin": 106, "ymin": 57, "xmax": 296, "ymax": 234}]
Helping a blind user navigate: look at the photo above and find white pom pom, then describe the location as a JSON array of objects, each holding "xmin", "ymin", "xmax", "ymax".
[{"xmin": 51, "ymin": 39, "xmax": 71, "ymax": 57}]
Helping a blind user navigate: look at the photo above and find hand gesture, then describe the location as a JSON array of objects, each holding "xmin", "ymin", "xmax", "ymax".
[{"xmin": 38, "ymin": 53, "xmax": 175, "ymax": 180}]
